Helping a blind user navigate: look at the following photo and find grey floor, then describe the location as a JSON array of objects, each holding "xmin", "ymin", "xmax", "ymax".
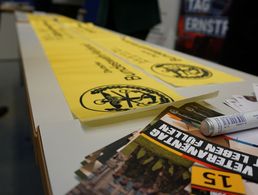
[{"xmin": 0, "ymin": 63, "xmax": 44, "ymax": 194}]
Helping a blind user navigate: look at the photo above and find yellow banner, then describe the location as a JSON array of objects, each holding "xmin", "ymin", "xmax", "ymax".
[
  {"xmin": 103, "ymin": 37, "xmax": 242, "ymax": 87},
  {"xmin": 191, "ymin": 166, "xmax": 245, "ymax": 194},
  {"xmin": 30, "ymin": 14, "xmax": 242, "ymax": 87},
  {"xmin": 40, "ymin": 15, "xmax": 242, "ymax": 87},
  {"xmin": 28, "ymin": 14, "xmax": 183, "ymax": 120}
]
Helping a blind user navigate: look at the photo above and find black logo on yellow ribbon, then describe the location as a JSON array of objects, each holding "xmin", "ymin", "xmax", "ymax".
[
  {"xmin": 80, "ymin": 85, "xmax": 173, "ymax": 112},
  {"xmin": 151, "ymin": 63, "xmax": 212, "ymax": 79}
]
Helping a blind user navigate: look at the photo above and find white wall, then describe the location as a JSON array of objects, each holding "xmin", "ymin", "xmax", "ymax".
[
  {"xmin": 0, "ymin": 12, "xmax": 19, "ymax": 60},
  {"xmin": 0, "ymin": 12, "xmax": 21, "ymax": 88},
  {"xmin": 146, "ymin": 0, "xmax": 181, "ymax": 49}
]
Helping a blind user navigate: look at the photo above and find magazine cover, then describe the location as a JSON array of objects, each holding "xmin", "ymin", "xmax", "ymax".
[
  {"xmin": 67, "ymin": 102, "xmax": 258, "ymax": 194},
  {"xmin": 68, "ymin": 130, "xmax": 193, "ymax": 194},
  {"xmin": 175, "ymin": 0, "xmax": 232, "ymax": 62}
]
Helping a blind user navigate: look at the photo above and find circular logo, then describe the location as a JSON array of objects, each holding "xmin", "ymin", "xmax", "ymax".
[
  {"xmin": 151, "ymin": 63, "xmax": 212, "ymax": 79},
  {"xmin": 80, "ymin": 85, "xmax": 174, "ymax": 112}
]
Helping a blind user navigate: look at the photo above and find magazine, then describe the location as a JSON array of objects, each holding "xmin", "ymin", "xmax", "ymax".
[{"xmin": 67, "ymin": 102, "xmax": 258, "ymax": 194}]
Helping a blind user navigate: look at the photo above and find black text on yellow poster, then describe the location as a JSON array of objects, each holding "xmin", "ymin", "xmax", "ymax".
[{"xmin": 28, "ymin": 14, "xmax": 183, "ymax": 120}]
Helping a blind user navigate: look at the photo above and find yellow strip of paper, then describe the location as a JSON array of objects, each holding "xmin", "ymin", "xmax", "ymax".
[
  {"xmin": 105, "ymin": 37, "xmax": 242, "ymax": 87},
  {"xmin": 28, "ymin": 14, "xmax": 183, "ymax": 121},
  {"xmin": 191, "ymin": 166, "xmax": 245, "ymax": 194},
  {"xmin": 49, "ymin": 16, "xmax": 242, "ymax": 87}
]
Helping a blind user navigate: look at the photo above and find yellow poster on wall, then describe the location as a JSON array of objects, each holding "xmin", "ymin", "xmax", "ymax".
[{"xmin": 28, "ymin": 14, "xmax": 183, "ymax": 121}]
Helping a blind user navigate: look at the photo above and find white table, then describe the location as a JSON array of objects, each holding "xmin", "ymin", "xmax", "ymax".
[{"xmin": 15, "ymin": 12, "xmax": 258, "ymax": 195}]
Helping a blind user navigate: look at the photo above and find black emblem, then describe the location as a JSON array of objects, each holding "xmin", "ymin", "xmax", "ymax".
[
  {"xmin": 80, "ymin": 85, "xmax": 174, "ymax": 112},
  {"xmin": 151, "ymin": 63, "xmax": 212, "ymax": 79}
]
